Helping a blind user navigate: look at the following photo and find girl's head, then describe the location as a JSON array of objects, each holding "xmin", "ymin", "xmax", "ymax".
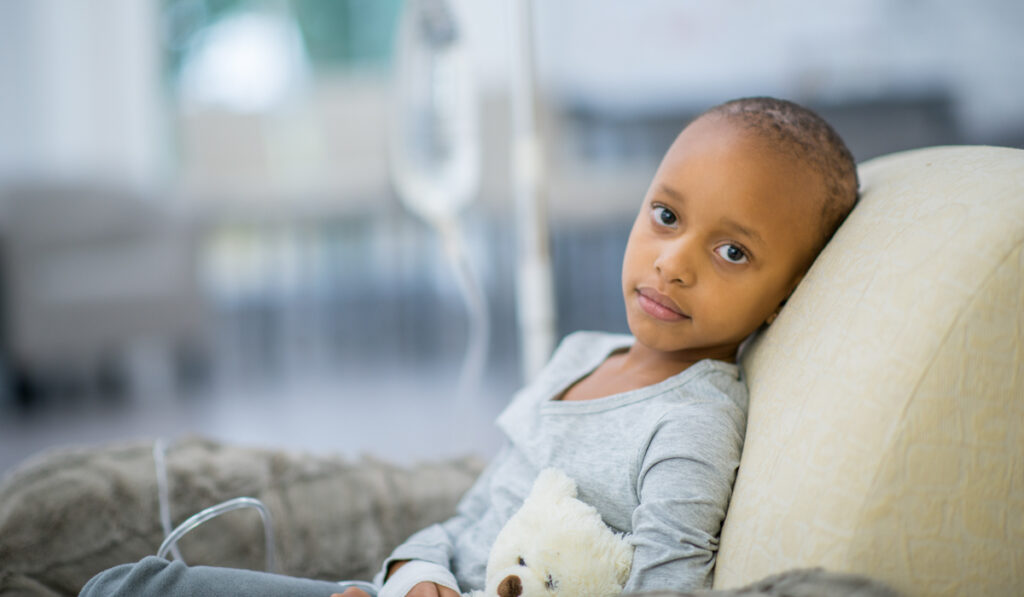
[
  {"xmin": 703, "ymin": 97, "xmax": 860, "ymax": 255},
  {"xmin": 621, "ymin": 97, "xmax": 859, "ymax": 362}
]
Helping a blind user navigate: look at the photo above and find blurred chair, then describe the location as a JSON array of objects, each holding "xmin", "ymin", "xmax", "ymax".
[{"xmin": 0, "ymin": 185, "xmax": 208, "ymax": 403}]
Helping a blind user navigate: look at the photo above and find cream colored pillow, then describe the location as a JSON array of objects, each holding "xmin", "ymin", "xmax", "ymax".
[{"xmin": 715, "ymin": 146, "xmax": 1024, "ymax": 597}]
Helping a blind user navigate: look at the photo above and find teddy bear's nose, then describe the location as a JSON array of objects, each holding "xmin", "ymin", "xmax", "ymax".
[{"xmin": 497, "ymin": 574, "xmax": 523, "ymax": 597}]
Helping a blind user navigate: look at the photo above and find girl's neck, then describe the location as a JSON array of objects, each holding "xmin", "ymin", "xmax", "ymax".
[
  {"xmin": 621, "ymin": 341, "xmax": 737, "ymax": 381},
  {"xmin": 557, "ymin": 338, "xmax": 738, "ymax": 402}
]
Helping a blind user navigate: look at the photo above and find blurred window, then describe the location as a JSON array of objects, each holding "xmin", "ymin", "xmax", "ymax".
[{"xmin": 162, "ymin": 0, "xmax": 402, "ymax": 79}]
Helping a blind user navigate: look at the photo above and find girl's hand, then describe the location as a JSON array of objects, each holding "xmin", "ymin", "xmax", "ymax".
[
  {"xmin": 403, "ymin": 582, "xmax": 460, "ymax": 597},
  {"xmin": 331, "ymin": 581, "xmax": 458, "ymax": 597}
]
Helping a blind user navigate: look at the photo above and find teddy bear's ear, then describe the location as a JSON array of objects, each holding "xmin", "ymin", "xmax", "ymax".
[{"xmin": 531, "ymin": 468, "xmax": 578, "ymax": 502}]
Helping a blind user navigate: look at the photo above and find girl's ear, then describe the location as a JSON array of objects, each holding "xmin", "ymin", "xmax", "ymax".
[
  {"xmin": 768, "ymin": 272, "xmax": 805, "ymax": 325},
  {"xmin": 787, "ymin": 273, "xmax": 805, "ymax": 295}
]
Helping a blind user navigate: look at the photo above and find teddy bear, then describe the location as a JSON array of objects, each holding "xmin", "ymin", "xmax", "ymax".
[{"xmin": 471, "ymin": 468, "xmax": 634, "ymax": 597}]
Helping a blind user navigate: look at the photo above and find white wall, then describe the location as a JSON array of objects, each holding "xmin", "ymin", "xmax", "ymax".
[
  {"xmin": 530, "ymin": 0, "xmax": 1024, "ymax": 138},
  {"xmin": 0, "ymin": 0, "xmax": 167, "ymax": 189}
]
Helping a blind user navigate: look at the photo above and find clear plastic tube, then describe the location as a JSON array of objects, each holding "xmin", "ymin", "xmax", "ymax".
[
  {"xmin": 153, "ymin": 439, "xmax": 277, "ymax": 573},
  {"xmin": 391, "ymin": 0, "xmax": 488, "ymax": 401},
  {"xmin": 156, "ymin": 496, "xmax": 277, "ymax": 574},
  {"xmin": 438, "ymin": 218, "xmax": 489, "ymax": 403},
  {"xmin": 390, "ymin": 0, "xmax": 479, "ymax": 222},
  {"xmin": 152, "ymin": 439, "xmax": 184, "ymax": 562}
]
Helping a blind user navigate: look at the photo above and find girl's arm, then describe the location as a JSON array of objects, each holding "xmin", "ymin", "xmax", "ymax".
[
  {"xmin": 624, "ymin": 397, "xmax": 746, "ymax": 593},
  {"xmin": 373, "ymin": 443, "xmax": 513, "ymax": 594}
]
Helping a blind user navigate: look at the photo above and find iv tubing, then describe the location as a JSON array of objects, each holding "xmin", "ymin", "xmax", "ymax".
[
  {"xmin": 437, "ymin": 216, "xmax": 489, "ymax": 403},
  {"xmin": 153, "ymin": 439, "xmax": 277, "ymax": 573},
  {"xmin": 157, "ymin": 497, "xmax": 277, "ymax": 573},
  {"xmin": 391, "ymin": 0, "xmax": 488, "ymax": 400},
  {"xmin": 153, "ymin": 439, "xmax": 184, "ymax": 562}
]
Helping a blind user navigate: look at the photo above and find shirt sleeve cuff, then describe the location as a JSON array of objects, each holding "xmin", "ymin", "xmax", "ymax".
[{"xmin": 378, "ymin": 560, "xmax": 460, "ymax": 597}]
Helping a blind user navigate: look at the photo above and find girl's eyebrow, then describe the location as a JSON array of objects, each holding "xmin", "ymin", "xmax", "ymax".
[
  {"xmin": 720, "ymin": 217, "xmax": 765, "ymax": 247},
  {"xmin": 659, "ymin": 183, "xmax": 765, "ymax": 247},
  {"xmin": 658, "ymin": 183, "xmax": 685, "ymax": 204}
]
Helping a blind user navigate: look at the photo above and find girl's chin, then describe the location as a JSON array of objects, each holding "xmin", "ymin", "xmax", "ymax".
[
  {"xmin": 627, "ymin": 323, "xmax": 742, "ymax": 361},
  {"xmin": 626, "ymin": 325, "xmax": 691, "ymax": 352}
]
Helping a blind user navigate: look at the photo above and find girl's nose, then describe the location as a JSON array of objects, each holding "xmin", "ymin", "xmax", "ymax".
[{"xmin": 654, "ymin": 236, "xmax": 697, "ymax": 286}]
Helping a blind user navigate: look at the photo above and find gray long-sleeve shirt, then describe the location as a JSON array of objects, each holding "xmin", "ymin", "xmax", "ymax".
[{"xmin": 378, "ymin": 331, "xmax": 748, "ymax": 594}]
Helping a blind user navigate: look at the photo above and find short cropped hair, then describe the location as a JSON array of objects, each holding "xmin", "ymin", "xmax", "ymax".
[{"xmin": 703, "ymin": 97, "xmax": 859, "ymax": 252}]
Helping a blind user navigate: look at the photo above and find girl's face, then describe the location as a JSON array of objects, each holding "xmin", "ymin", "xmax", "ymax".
[{"xmin": 621, "ymin": 115, "xmax": 825, "ymax": 362}]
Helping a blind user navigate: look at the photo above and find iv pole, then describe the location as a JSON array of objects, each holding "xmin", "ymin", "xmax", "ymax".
[{"xmin": 510, "ymin": 0, "xmax": 556, "ymax": 382}]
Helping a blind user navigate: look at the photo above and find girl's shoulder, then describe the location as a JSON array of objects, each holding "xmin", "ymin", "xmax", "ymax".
[{"xmin": 656, "ymin": 360, "xmax": 748, "ymax": 430}]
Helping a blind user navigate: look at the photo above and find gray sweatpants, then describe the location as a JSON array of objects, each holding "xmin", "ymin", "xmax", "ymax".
[{"xmin": 79, "ymin": 556, "xmax": 378, "ymax": 597}]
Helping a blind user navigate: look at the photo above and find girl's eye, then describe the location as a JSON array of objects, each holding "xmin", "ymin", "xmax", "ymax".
[
  {"xmin": 652, "ymin": 205, "xmax": 677, "ymax": 226},
  {"xmin": 518, "ymin": 557, "xmax": 526, "ymax": 566},
  {"xmin": 715, "ymin": 244, "xmax": 748, "ymax": 264}
]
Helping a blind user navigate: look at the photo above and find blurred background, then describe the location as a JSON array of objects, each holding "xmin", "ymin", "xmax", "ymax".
[{"xmin": 1, "ymin": 0, "xmax": 1022, "ymax": 475}]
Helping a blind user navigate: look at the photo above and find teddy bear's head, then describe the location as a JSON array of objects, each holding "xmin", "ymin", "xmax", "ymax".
[{"xmin": 480, "ymin": 468, "xmax": 634, "ymax": 597}]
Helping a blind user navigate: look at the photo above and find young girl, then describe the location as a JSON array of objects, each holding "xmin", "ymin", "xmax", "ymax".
[{"xmin": 81, "ymin": 97, "xmax": 859, "ymax": 597}]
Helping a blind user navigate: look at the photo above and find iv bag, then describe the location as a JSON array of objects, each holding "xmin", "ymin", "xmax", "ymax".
[{"xmin": 390, "ymin": 0, "xmax": 480, "ymax": 222}]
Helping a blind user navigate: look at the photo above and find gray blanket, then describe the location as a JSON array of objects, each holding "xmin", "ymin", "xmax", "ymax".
[
  {"xmin": 0, "ymin": 436, "xmax": 484, "ymax": 596},
  {"xmin": 638, "ymin": 568, "xmax": 901, "ymax": 596}
]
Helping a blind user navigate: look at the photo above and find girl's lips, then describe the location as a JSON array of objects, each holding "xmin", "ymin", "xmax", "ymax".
[{"xmin": 636, "ymin": 288, "xmax": 689, "ymax": 322}]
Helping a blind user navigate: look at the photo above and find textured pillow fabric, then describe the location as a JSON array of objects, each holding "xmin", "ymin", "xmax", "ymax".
[
  {"xmin": 0, "ymin": 436, "xmax": 484, "ymax": 596},
  {"xmin": 716, "ymin": 146, "xmax": 1024, "ymax": 596}
]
